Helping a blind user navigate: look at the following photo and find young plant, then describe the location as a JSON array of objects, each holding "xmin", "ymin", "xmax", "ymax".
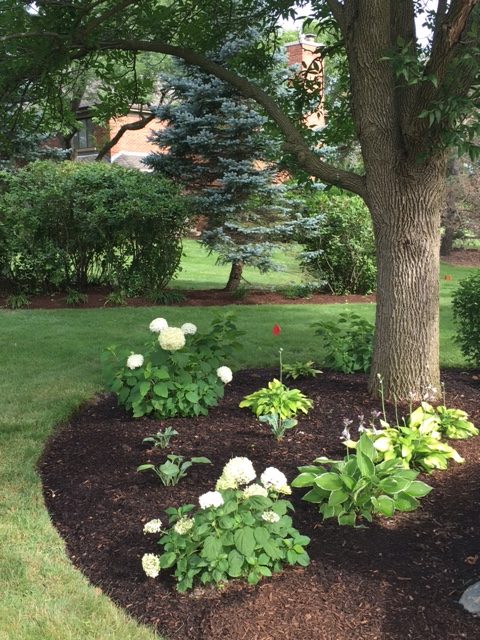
[
  {"xmin": 141, "ymin": 458, "xmax": 310, "ymax": 591},
  {"xmin": 5, "ymin": 293, "xmax": 30, "ymax": 309},
  {"xmin": 408, "ymin": 402, "xmax": 479, "ymax": 440},
  {"xmin": 292, "ymin": 433, "xmax": 432, "ymax": 527},
  {"xmin": 312, "ymin": 311, "xmax": 374, "ymax": 373},
  {"xmin": 102, "ymin": 313, "xmax": 241, "ymax": 418},
  {"xmin": 142, "ymin": 427, "xmax": 179, "ymax": 449},
  {"xmin": 283, "ymin": 361, "xmax": 322, "ymax": 380},
  {"xmin": 137, "ymin": 454, "xmax": 211, "ymax": 486},
  {"xmin": 239, "ymin": 378, "xmax": 313, "ymax": 440},
  {"xmin": 104, "ymin": 290, "xmax": 128, "ymax": 306},
  {"xmin": 64, "ymin": 289, "xmax": 88, "ymax": 305}
]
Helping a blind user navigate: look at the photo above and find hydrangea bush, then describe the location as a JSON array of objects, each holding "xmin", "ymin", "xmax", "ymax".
[
  {"xmin": 142, "ymin": 457, "xmax": 310, "ymax": 591},
  {"xmin": 102, "ymin": 313, "xmax": 241, "ymax": 418}
]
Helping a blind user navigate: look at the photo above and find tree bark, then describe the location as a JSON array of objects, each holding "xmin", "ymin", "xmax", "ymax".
[
  {"xmin": 367, "ymin": 159, "xmax": 446, "ymax": 401},
  {"xmin": 224, "ymin": 260, "xmax": 244, "ymax": 291}
]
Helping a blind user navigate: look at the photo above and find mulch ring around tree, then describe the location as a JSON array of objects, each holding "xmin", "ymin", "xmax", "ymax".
[{"xmin": 39, "ymin": 369, "xmax": 480, "ymax": 640}]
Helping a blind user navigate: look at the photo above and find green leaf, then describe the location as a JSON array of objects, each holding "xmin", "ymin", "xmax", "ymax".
[
  {"xmin": 153, "ymin": 383, "xmax": 169, "ymax": 398},
  {"xmin": 253, "ymin": 526, "xmax": 270, "ymax": 546},
  {"xmin": 227, "ymin": 549, "xmax": 244, "ymax": 577},
  {"xmin": 291, "ymin": 472, "xmax": 316, "ymax": 487},
  {"xmin": 234, "ymin": 527, "xmax": 255, "ymax": 557},
  {"xmin": 328, "ymin": 489, "xmax": 349, "ymax": 506},
  {"xmin": 356, "ymin": 451, "xmax": 375, "ymax": 478},
  {"xmin": 407, "ymin": 480, "xmax": 432, "ymax": 497},
  {"xmin": 314, "ymin": 472, "xmax": 344, "ymax": 491},
  {"xmin": 191, "ymin": 457, "xmax": 212, "ymax": 464},
  {"xmin": 139, "ymin": 381, "xmax": 150, "ymax": 397},
  {"xmin": 202, "ymin": 536, "xmax": 223, "ymax": 562},
  {"xmin": 375, "ymin": 495, "xmax": 395, "ymax": 517},
  {"xmin": 159, "ymin": 552, "xmax": 176, "ymax": 569}
]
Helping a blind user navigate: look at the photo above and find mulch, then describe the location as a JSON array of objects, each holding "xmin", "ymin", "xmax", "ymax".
[{"xmin": 39, "ymin": 368, "xmax": 480, "ymax": 640}]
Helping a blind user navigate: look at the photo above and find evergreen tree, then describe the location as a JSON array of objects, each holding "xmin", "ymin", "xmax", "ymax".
[{"xmin": 145, "ymin": 41, "xmax": 293, "ymax": 291}]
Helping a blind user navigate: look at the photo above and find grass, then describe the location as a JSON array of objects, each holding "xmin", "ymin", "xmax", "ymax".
[
  {"xmin": 172, "ymin": 238, "xmax": 303, "ymax": 290},
  {"xmin": 0, "ymin": 255, "xmax": 478, "ymax": 640}
]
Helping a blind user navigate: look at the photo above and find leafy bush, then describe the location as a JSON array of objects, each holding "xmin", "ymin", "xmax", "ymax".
[
  {"xmin": 452, "ymin": 272, "xmax": 480, "ymax": 366},
  {"xmin": 283, "ymin": 361, "xmax": 322, "ymax": 380},
  {"xmin": 142, "ymin": 458, "xmax": 310, "ymax": 591},
  {"xmin": 312, "ymin": 311, "xmax": 374, "ymax": 373},
  {"xmin": 346, "ymin": 419, "xmax": 464, "ymax": 473},
  {"xmin": 239, "ymin": 378, "xmax": 313, "ymax": 440},
  {"xmin": 0, "ymin": 161, "xmax": 189, "ymax": 295},
  {"xmin": 297, "ymin": 192, "xmax": 376, "ymax": 295},
  {"xmin": 103, "ymin": 314, "xmax": 241, "ymax": 418},
  {"xmin": 408, "ymin": 402, "xmax": 478, "ymax": 440},
  {"xmin": 292, "ymin": 434, "xmax": 432, "ymax": 527}
]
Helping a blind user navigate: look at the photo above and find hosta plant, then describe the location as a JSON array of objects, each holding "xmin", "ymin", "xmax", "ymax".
[
  {"xmin": 142, "ymin": 458, "xmax": 310, "ymax": 591},
  {"xmin": 347, "ymin": 419, "xmax": 465, "ymax": 473},
  {"xmin": 282, "ymin": 361, "xmax": 322, "ymax": 380},
  {"xmin": 408, "ymin": 402, "xmax": 478, "ymax": 440},
  {"xmin": 102, "ymin": 313, "xmax": 242, "ymax": 418},
  {"xmin": 137, "ymin": 454, "xmax": 211, "ymax": 486},
  {"xmin": 143, "ymin": 427, "xmax": 179, "ymax": 449},
  {"xmin": 239, "ymin": 379, "xmax": 313, "ymax": 440},
  {"xmin": 292, "ymin": 433, "xmax": 433, "ymax": 527}
]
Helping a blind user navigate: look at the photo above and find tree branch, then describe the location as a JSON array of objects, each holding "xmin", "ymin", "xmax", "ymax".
[
  {"xmin": 88, "ymin": 39, "xmax": 366, "ymax": 198},
  {"xmin": 95, "ymin": 111, "xmax": 155, "ymax": 161}
]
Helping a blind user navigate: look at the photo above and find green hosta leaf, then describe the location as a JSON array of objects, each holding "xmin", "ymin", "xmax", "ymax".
[
  {"xmin": 328, "ymin": 489, "xmax": 349, "ymax": 506},
  {"xmin": 191, "ymin": 457, "xmax": 212, "ymax": 464},
  {"xmin": 338, "ymin": 512, "xmax": 356, "ymax": 526},
  {"xmin": 356, "ymin": 451, "xmax": 375, "ymax": 478},
  {"xmin": 292, "ymin": 472, "xmax": 316, "ymax": 488},
  {"xmin": 357, "ymin": 434, "xmax": 376, "ymax": 459},
  {"xmin": 295, "ymin": 552, "xmax": 310, "ymax": 567},
  {"xmin": 394, "ymin": 492, "xmax": 419, "ymax": 512},
  {"xmin": 314, "ymin": 472, "xmax": 344, "ymax": 491},
  {"xmin": 374, "ymin": 495, "xmax": 395, "ymax": 517},
  {"xmin": 302, "ymin": 487, "xmax": 328, "ymax": 503},
  {"xmin": 234, "ymin": 527, "xmax": 255, "ymax": 557},
  {"xmin": 406, "ymin": 480, "xmax": 432, "ymax": 497}
]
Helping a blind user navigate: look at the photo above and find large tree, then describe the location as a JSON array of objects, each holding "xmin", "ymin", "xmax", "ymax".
[{"xmin": 2, "ymin": 0, "xmax": 480, "ymax": 400}]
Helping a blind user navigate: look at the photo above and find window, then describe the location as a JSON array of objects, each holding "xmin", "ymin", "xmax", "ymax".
[{"xmin": 73, "ymin": 118, "xmax": 96, "ymax": 150}]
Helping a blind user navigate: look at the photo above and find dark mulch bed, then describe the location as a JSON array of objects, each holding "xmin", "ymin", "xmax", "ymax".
[
  {"xmin": 39, "ymin": 369, "xmax": 480, "ymax": 640},
  {"xmin": 0, "ymin": 285, "xmax": 375, "ymax": 309}
]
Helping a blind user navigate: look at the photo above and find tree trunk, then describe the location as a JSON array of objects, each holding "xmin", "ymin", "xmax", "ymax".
[
  {"xmin": 367, "ymin": 161, "xmax": 446, "ymax": 401},
  {"xmin": 224, "ymin": 260, "xmax": 244, "ymax": 291}
]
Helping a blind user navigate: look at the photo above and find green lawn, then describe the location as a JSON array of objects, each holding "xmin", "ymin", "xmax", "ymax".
[
  {"xmin": 0, "ymin": 257, "xmax": 478, "ymax": 640},
  {"xmin": 173, "ymin": 238, "xmax": 303, "ymax": 290}
]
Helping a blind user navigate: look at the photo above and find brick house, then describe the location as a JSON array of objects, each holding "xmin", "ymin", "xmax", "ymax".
[{"xmin": 73, "ymin": 36, "xmax": 323, "ymax": 169}]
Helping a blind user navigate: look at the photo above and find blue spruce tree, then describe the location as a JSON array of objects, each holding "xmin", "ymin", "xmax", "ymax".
[{"xmin": 145, "ymin": 39, "xmax": 294, "ymax": 291}]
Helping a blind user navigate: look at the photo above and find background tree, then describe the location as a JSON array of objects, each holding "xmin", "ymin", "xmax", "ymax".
[
  {"xmin": 3, "ymin": 1, "xmax": 480, "ymax": 400},
  {"xmin": 146, "ymin": 44, "xmax": 294, "ymax": 292}
]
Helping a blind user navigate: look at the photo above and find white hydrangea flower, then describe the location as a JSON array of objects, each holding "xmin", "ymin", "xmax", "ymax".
[
  {"xmin": 142, "ymin": 553, "xmax": 160, "ymax": 578},
  {"xmin": 173, "ymin": 517, "xmax": 194, "ymax": 535},
  {"xmin": 199, "ymin": 491, "xmax": 224, "ymax": 509},
  {"xmin": 143, "ymin": 519, "xmax": 163, "ymax": 534},
  {"xmin": 158, "ymin": 327, "xmax": 186, "ymax": 351},
  {"xmin": 221, "ymin": 457, "xmax": 256, "ymax": 488},
  {"xmin": 216, "ymin": 366, "xmax": 233, "ymax": 384},
  {"xmin": 243, "ymin": 483, "xmax": 268, "ymax": 499},
  {"xmin": 261, "ymin": 510, "xmax": 280, "ymax": 524},
  {"xmin": 181, "ymin": 322, "xmax": 197, "ymax": 335},
  {"xmin": 149, "ymin": 317, "xmax": 168, "ymax": 333},
  {"xmin": 126, "ymin": 353, "xmax": 144, "ymax": 370},
  {"xmin": 260, "ymin": 467, "xmax": 289, "ymax": 492}
]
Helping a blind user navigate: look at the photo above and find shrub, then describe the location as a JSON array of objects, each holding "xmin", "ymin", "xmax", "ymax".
[
  {"xmin": 297, "ymin": 191, "xmax": 376, "ymax": 295},
  {"xmin": 142, "ymin": 458, "xmax": 310, "ymax": 591},
  {"xmin": 0, "ymin": 161, "xmax": 189, "ymax": 295},
  {"xmin": 103, "ymin": 313, "xmax": 241, "ymax": 418},
  {"xmin": 452, "ymin": 272, "xmax": 480, "ymax": 367},
  {"xmin": 312, "ymin": 311, "xmax": 374, "ymax": 373},
  {"xmin": 409, "ymin": 402, "xmax": 478, "ymax": 440},
  {"xmin": 292, "ymin": 433, "xmax": 432, "ymax": 527},
  {"xmin": 239, "ymin": 378, "xmax": 313, "ymax": 439}
]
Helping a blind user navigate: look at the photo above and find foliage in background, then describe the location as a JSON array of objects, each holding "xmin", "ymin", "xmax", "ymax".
[
  {"xmin": 145, "ymin": 36, "xmax": 296, "ymax": 291},
  {"xmin": 0, "ymin": 161, "xmax": 189, "ymax": 296},
  {"xmin": 103, "ymin": 314, "xmax": 240, "ymax": 418},
  {"xmin": 292, "ymin": 433, "xmax": 433, "ymax": 527},
  {"xmin": 312, "ymin": 311, "xmax": 374, "ymax": 373},
  {"xmin": 452, "ymin": 271, "xmax": 480, "ymax": 367},
  {"xmin": 143, "ymin": 458, "xmax": 309, "ymax": 591},
  {"xmin": 296, "ymin": 190, "xmax": 376, "ymax": 295}
]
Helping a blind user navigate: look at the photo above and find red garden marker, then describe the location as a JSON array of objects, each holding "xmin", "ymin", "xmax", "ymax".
[{"xmin": 272, "ymin": 323, "xmax": 281, "ymax": 336}]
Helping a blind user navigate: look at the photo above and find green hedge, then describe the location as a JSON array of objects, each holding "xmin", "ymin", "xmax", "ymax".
[{"xmin": 0, "ymin": 161, "xmax": 190, "ymax": 295}]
